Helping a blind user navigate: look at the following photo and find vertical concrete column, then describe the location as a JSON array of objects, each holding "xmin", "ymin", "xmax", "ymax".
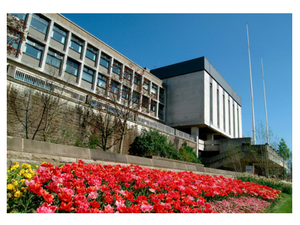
[
  {"xmin": 191, "ymin": 127, "xmax": 199, "ymax": 157},
  {"xmin": 40, "ymin": 19, "xmax": 53, "ymax": 71},
  {"xmin": 77, "ymin": 41, "xmax": 87, "ymax": 86}
]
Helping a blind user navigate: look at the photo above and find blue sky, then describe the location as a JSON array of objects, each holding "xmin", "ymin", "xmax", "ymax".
[{"xmin": 61, "ymin": 13, "xmax": 292, "ymax": 152}]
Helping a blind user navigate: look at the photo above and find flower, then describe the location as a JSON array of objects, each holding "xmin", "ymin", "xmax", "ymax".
[
  {"xmin": 7, "ymin": 184, "xmax": 14, "ymax": 190},
  {"xmin": 36, "ymin": 203, "xmax": 58, "ymax": 213},
  {"xmin": 141, "ymin": 204, "xmax": 153, "ymax": 213}
]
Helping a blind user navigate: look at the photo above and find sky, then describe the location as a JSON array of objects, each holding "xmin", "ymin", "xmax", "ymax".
[{"xmin": 62, "ymin": 13, "xmax": 293, "ymax": 152}]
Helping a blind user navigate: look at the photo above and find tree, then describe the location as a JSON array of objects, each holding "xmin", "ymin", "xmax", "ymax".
[
  {"xmin": 77, "ymin": 90, "xmax": 121, "ymax": 152},
  {"xmin": 277, "ymin": 138, "xmax": 290, "ymax": 180},
  {"xmin": 7, "ymin": 14, "xmax": 27, "ymax": 55},
  {"xmin": 7, "ymin": 71, "xmax": 70, "ymax": 141}
]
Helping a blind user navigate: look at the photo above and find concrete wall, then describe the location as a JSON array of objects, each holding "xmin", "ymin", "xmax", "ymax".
[
  {"xmin": 7, "ymin": 78, "xmax": 196, "ymax": 155},
  {"xmin": 163, "ymin": 71, "xmax": 205, "ymax": 126},
  {"xmin": 7, "ymin": 136, "xmax": 239, "ymax": 178}
]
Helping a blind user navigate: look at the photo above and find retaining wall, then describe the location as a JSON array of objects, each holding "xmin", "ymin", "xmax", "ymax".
[{"xmin": 7, "ymin": 136, "xmax": 238, "ymax": 178}]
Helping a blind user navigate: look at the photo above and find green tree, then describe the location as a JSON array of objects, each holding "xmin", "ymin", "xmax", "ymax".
[
  {"xmin": 129, "ymin": 128, "xmax": 179, "ymax": 160},
  {"xmin": 277, "ymin": 138, "xmax": 290, "ymax": 180}
]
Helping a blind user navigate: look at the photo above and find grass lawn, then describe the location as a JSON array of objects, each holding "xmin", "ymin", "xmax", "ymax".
[{"xmin": 268, "ymin": 193, "xmax": 292, "ymax": 213}]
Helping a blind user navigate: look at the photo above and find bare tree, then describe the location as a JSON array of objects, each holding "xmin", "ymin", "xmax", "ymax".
[{"xmin": 7, "ymin": 71, "xmax": 70, "ymax": 141}]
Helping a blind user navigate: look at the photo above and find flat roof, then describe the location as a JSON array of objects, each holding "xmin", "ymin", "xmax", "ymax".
[{"xmin": 150, "ymin": 57, "xmax": 242, "ymax": 106}]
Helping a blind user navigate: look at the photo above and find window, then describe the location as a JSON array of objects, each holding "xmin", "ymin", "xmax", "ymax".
[
  {"xmin": 237, "ymin": 107, "xmax": 240, "ymax": 137},
  {"xmin": 210, "ymin": 83, "xmax": 213, "ymax": 123},
  {"xmin": 51, "ymin": 25, "xmax": 67, "ymax": 44},
  {"xmin": 30, "ymin": 14, "xmax": 49, "ymax": 34},
  {"xmin": 65, "ymin": 58, "xmax": 79, "ymax": 76},
  {"xmin": 86, "ymin": 45, "xmax": 98, "ymax": 61},
  {"xmin": 134, "ymin": 73, "xmax": 141, "ymax": 85},
  {"xmin": 8, "ymin": 33, "xmax": 21, "ymax": 54},
  {"xmin": 143, "ymin": 79, "xmax": 150, "ymax": 90},
  {"xmin": 132, "ymin": 91, "xmax": 140, "ymax": 104},
  {"xmin": 159, "ymin": 88, "xmax": 164, "ymax": 103},
  {"xmin": 112, "ymin": 60, "xmax": 122, "ymax": 75},
  {"xmin": 10, "ymin": 13, "xmax": 26, "ymax": 21},
  {"xmin": 217, "ymin": 89, "xmax": 220, "ymax": 127},
  {"xmin": 142, "ymin": 96, "xmax": 149, "ymax": 108},
  {"xmin": 46, "ymin": 49, "xmax": 63, "ymax": 68},
  {"xmin": 82, "ymin": 67, "xmax": 94, "ymax": 83},
  {"xmin": 124, "ymin": 67, "xmax": 132, "ymax": 80},
  {"xmin": 70, "ymin": 35, "xmax": 83, "ymax": 53},
  {"xmin": 223, "ymin": 95, "xmax": 226, "ymax": 131},
  {"xmin": 228, "ymin": 99, "xmax": 231, "ymax": 135},
  {"xmin": 97, "ymin": 74, "xmax": 107, "ymax": 89},
  {"xmin": 24, "ymin": 39, "xmax": 44, "ymax": 59},
  {"xmin": 151, "ymin": 84, "xmax": 158, "ymax": 96},
  {"xmin": 100, "ymin": 53, "xmax": 111, "ymax": 68},
  {"xmin": 110, "ymin": 81, "xmax": 120, "ymax": 94},
  {"xmin": 122, "ymin": 86, "xmax": 130, "ymax": 100},
  {"xmin": 150, "ymin": 100, "xmax": 157, "ymax": 112},
  {"xmin": 233, "ymin": 103, "xmax": 235, "ymax": 137},
  {"xmin": 159, "ymin": 104, "xmax": 164, "ymax": 120}
]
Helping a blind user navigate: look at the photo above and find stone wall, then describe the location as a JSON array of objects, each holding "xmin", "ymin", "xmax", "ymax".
[
  {"xmin": 7, "ymin": 136, "xmax": 238, "ymax": 178},
  {"xmin": 7, "ymin": 78, "xmax": 196, "ymax": 155}
]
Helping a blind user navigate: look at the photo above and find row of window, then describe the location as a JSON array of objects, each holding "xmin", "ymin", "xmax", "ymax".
[
  {"xmin": 210, "ymin": 82, "xmax": 240, "ymax": 137},
  {"xmin": 9, "ymin": 13, "xmax": 165, "ymax": 117},
  {"xmin": 11, "ymin": 13, "xmax": 163, "ymax": 97}
]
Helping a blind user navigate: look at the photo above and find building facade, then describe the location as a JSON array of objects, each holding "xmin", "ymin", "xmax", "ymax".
[
  {"xmin": 7, "ymin": 13, "xmax": 166, "ymax": 124},
  {"xmin": 151, "ymin": 57, "xmax": 242, "ymax": 142}
]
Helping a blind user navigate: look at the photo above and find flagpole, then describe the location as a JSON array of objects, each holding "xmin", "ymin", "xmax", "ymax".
[
  {"xmin": 246, "ymin": 23, "xmax": 256, "ymax": 144},
  {"xmin": 261, "ymin": 56, "xmax": 269, "ymax": 144}
]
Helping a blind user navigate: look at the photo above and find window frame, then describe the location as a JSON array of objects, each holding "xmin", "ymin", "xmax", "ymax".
[
  {"xmin": 97, "ymin": 74, "xmax": 107, "ymax": 89},
  {"xmin": 124, "ymin": 67, "xmax": 133, "ymax": 81},
  {"xmin": 70, "ymin": 35, "xmax": 84, "ymax": 53},
  {"xmin": 65, "ymin": 58, "xmax": 79, "ymax": 76},
  {"xmin": 143, "ymin": 79, "xmax": 150, "ymax": 90},
  {"xmin": 150, "ymin": 100, "xmax": 157, "ymax": 112},
  {"xmin": 112, "ymin": 60, "xmax": 122, "ymax": 75},
  {"xmin": 85, "ymin": 45, "xmax": 98, "ymax": 61},
  {"xmin": 30, "ymin": 14, "xmax": 49, "ymax": 34},
  {"xmin": 46, "ymin": 49, "xmax": 63, "ymax": 69},
  {"xmin": 24, "ymin": 39, "xmax": 44, "ymax": 60},
  {"xmin": 100, "ymin": 53, "xmax": 111, "ymax": 68},
  {"xmin": 122, "ymin": 86, "xmax": 131, "ymax": 100},
  {"xmin": 132, "ymin": 91, "xmax": 140, "ymax": 104},
  {"xmin": 82, "ymin": 66, "xmax": 94, "ymax": 83},
  {"xmin": 110, "ymin": 81, "xmax": 120, "ymax": 94},
  {"xmin": 134, "ymin": 73, "xmax": 141, "ymax": 85},
  {"xmin": 142, "ymin": 96, "xmax": 149, "ymax": 108},
  {"xmin": 51, "ymin": 24, "xmax": 67, "ymax": 44}
]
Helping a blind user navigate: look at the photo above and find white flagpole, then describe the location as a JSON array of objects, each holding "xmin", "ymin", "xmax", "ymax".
[
  {"xmin": 246, "ymin": 23, "xmax": 256, "ymax": 144},
  {"xmin": 261, "ymin": 56, "xmax": 269, "ymax": 144}
]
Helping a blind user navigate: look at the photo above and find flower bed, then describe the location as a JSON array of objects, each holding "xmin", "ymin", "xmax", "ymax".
[{"xmin": 7, "ymin": 160, "xmax": 281, "ymax": 213}]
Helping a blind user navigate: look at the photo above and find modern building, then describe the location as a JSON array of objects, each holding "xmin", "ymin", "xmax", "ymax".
[
  {"xmin": 7, "ymin": 13, "xmax": 166, "ymax": 124},
  {"xmin": 7, "ymin": 13, "xmax": 287, "ymax": 174},
  {"xmin": 151, "ymin": 57, "xmax": 242, "ymax": 142}
]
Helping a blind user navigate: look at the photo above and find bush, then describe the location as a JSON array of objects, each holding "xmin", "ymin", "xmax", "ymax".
[
  {"xmin": 129, "ymin": 129, "xmax": 180, "ymax": 160},
  {"xmin": 179, "ymin": 142, "xmax": 201, "ymax": 164},
  {"xmin": 236, "ymin": 173, "xmax": 292, "ymax": 195}
]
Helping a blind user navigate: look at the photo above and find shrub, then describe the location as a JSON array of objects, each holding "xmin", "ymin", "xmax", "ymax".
[
  {"xmin": 236, "ymin": 173, "xmax": 292, "ymax": 194},
  {"xmin": 179, "ymin": 142, "xmax": 201, "ymax": 164},
  {"xmin": 129, "ymin": 129, "xmax": 180, "ymax": 160}
]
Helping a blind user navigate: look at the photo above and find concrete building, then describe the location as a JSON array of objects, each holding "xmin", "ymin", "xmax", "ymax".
[
  {"xmin": 7, "ymin": 13, "xmax": 287, "ymax": 175},
  {"xmin": 7, "ymin": 13, "xmax": 166, "ymax": 124},
  {"xmin": 151, "ymin": 57, "xmax": 242, "ymax": 142}
]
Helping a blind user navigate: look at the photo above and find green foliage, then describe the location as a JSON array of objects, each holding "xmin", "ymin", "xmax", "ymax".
[
  {"xmin": 277, "ymin": 138, "xmax": 290, "ymax": 160},
  {"xmin": 179, "ymin": 142, "xmax": 201, "ymax": 164},
  {"xmin": 129, "ymin": 129, "xmax": 201, "ymax": 164},
  {"xmin": 236, "ymin": 173, "xmax": 292, "ymax": 195},
  {"xmin": 129, "ymin": 129, "xmax": 180, "ymax": 160}
]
